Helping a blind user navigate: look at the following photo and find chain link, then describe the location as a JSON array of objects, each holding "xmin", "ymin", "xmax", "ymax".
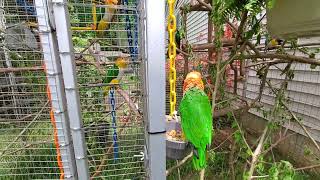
[
  {"xmin": 109, "ymin": 87, "xmax": 119, "ymax": 161},
  {"xmin": 168, "ymin": 0, "xmax": 177, "ymax": 116}
]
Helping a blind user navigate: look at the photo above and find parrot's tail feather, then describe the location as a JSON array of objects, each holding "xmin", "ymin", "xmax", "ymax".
[
  {"xmin": 192, "ymin": 147, "xmax": 206, "ymax": 170},
  {"xmin": 113, "ymin": 131, "xmax": 119, "ymax": 161},
  {"xmin": 97, "ymin": 19, "xmax": 110, "ymax": 37}
]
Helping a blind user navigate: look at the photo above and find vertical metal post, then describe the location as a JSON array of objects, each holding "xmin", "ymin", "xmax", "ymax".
[
  {"xmin": 35, "ymin": 0, "xmax": 77, "ymax": 179},
  {"xmin": 143, "ymin": 0, "xmax": 166, "ymax": 179},
  {"xmin": 51, "ymin": 0, "xmax": 90, "ymax": 179}
]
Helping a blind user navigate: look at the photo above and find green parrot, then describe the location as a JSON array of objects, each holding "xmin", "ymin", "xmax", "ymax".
[
  {"xmin": 179, "ymin": 71, "xmax": 213, "ymax": 170},
  {"xmin": 103, "ymin": 57, "xmax": 128, "ymax": 94}
]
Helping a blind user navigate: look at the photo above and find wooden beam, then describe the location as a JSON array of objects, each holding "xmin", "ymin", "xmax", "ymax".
[
  {"xmin": 213, "ymin": 103, "xmax": 250, "ymax": 119},
  {"xmin": 0, "ymin": 66, "xmax": 44, "ymax": 73},
  {"xmin": 180, "ymin": 2, "xmax": 211, "ymax": 12},
  {"xmin": 208, "ymin": 10, "xmax": 214, "ymax": 62},
  {"xmin": 192, "ymin": 38, "xmax": 236, "ymax": 50}
]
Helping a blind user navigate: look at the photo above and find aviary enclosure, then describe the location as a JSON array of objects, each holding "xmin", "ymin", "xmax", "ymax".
[
  {"xmin": 0, "ymin": 0, "xmax": 320, "ymax": 179},
  {"xmin": 0, "ymin": 0, "xmax": 154, "ymax": 179}
]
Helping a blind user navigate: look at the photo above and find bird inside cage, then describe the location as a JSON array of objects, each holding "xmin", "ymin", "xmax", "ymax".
[{"xmin": 97, "ymin": 0, "xmax": 119, "ymax": 37}]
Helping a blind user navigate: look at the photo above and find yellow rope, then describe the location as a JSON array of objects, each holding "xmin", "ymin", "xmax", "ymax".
[{"xmin": 167, "ymin": 0, "xmax": 177, "ymax": 116}]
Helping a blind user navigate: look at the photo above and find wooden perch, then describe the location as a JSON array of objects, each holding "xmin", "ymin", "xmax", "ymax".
[
  {"xmin": 213, "ymin": 103, "xmax": 251, "ymax": 119},
  {"xmin": 116, "ymin": 88, "xmax": 140, "ymax": 116},
  {"xmin": 192, "ymin": 38, "xmax": 236, "ymax": 50},
  {"xmin": 180, "ymin": 1, "xmax": 211, "ymax": 12},
  {"xmin": 186, "ymin": 4, "xmax": 209, "ymax": 11},
  {"xmin": 0, "ymin": 66, "xmax": 44, "ymax": 73},
  {"xmin": 0, "ymin": 60, "xmax": 125, "ymax": 74},
  {"xmin": 241, "ymin": 53, "xmax": 320, "ymax": 66},
  {"xmin": 166, "ymin": 152, "xmax": 193, "ymax": 176},
  {"xmin": 196, "ymin": 0, "xmax": 212, "ymax": 10}
]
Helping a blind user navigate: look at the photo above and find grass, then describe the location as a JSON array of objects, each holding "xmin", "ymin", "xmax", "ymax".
[{"xmin": 0, "ymin": 123, "xmax": 60, "ymax": 179}]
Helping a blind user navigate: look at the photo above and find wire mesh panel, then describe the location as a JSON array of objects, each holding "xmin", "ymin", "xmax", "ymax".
[
  {"xmin": 0, "ymin": 0, "xmax": 75, "ymax": 179},
  {"xmin": 67, "ymin": 0, "xmax": 146, "ymax": 179}
]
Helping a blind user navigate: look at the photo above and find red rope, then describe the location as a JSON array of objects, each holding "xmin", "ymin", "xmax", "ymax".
[{"xmin": 44, "ymin": 64, "xmax": 65, "ymax": 179}]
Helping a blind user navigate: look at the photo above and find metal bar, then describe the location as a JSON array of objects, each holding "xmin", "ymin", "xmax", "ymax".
[
  {"xmin": 35, "ymin": 0, "xmax": 78, "ymax": 179},
  {"xmin": 51, "ymin": 0, "xmax": 90, "ymax": 179},
  {"xmin": 142, "ymin": 0, "xmax": 166, "ymax": 179}
]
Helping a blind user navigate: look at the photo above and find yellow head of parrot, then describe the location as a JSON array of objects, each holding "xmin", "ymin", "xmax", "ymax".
[
  {"xmin": 115, "ymin": 57, "xmax": 128, "ymax": 69},
  {"xmin": 183, "ymin": 71, "xmax": 204, "ymax": 92},
  {"xmin": 106, "ymin": 0, "xmax": 118, "ymax": 5}
]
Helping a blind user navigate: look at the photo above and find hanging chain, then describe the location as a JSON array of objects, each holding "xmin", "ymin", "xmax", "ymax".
[
  {"xmin": 109, "ymin": 87, "xmax": 119, "ymax": 160},
  {"xmin": 168, "ymin": 0, "xmax": 177, "ymax": 116}
]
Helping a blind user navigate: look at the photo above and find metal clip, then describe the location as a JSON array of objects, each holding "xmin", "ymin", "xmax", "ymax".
[{"xmin": 133, "ymin": 151, "xmax": 145, "ymax": 161}]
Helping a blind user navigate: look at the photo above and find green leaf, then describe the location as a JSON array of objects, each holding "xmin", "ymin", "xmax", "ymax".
[
  {"xmin": 256, "ymin": 33, "xmax": 261, "ymax": 45},
  {"xmin": 310, "ymin": 64, "xmax": 317, "ymax": 69},
  {"xmin": 309, "ymin": 53, "xmax": 316, "ymax": 58},
  {"xmin": 268, "ymin": 0, "xmax": 277, "ymax": 9}
]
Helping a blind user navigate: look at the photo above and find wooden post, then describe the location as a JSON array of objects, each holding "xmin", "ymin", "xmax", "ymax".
[
  {"xmin": 181, "ymin": 11, "xmax": 189, "ymax": 78},
  {"xmin": 208, "ymin": 12, "xmax": 213, "ymax": 63}
]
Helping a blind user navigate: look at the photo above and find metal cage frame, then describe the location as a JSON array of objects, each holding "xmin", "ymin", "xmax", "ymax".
[{"xmin": 0, "ymin": 0, "xmax": 166, "ymax": 179}]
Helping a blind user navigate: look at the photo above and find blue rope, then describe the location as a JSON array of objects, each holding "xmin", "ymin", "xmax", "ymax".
[
  {"xmin": 124, "ymin": 0, "xmax": 139, "ymax": 60},
  {"xmin": 109, "ymin": 87, "xmax": 119, "ymax": 161},
  {"xmin": 16, "ymin": 0, "xmax": 36, "ymax": 16},
  {"xmin": 133, "ymin": 0, "xmax": 139, "ymax": 58}
]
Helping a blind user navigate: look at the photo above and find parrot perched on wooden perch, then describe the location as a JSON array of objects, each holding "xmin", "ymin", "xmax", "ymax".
[
  {"xmin": 103, "ymin": 57, "xmax": 128, "ymax": 94},
  {"xmin": 103, "ymin": 57, "xmax": 128, "ymax": 161},
  {"xmin": 179, "ymin": 71, "xmax": 213, "ymax": 170},
  {"xmin": 97, "ymin": 0, "xmax": 118, "ymax": 37}
]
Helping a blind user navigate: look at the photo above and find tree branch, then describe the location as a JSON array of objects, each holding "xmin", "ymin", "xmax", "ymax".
[
  {"xmin": 196, "ymin": 0, "xmax": 212, "ymax": 10},
  {"xmin": 282, "ymin": 103, "xmax": 320, "ymax": 153},
  {"xmin": 191, "ymin": 38, "xmax": 236, "ymax": 50},
  {"xmin": 248, "ymin": 125, "xmax": 268, "ymax": 180},
  {"xmin": 261, "ymin": 132, "xmax": 296, "ymax": 155},
  {"xmin": 295, "ymin": 163, "xmax": 320, "ymax": 171},
  {"xmin": 166, "ymin": 152, "xmax": 193, "ymax": 176},
  {"xmin": 0, "ymin": 66, "xmax": 44, "ymax": 73},
  {"xmin": 241, "ymin": 53, "xmax": 320, "ymax": 66},
  {"xmin": 180, "ymin": 3, "xmax": 210, "ymax": 12}
]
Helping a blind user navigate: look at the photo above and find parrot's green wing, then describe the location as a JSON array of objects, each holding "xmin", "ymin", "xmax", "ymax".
[
  {"xmin": 179, "ymin": 87, "xmax": 213, "ymax": 169},
  {"xmin": 179, "ymin": 87, "xmax": 212, "ymax": 147},
  {"xmin": 104, "ymin": 64, "xmax": 119, "ymax": 84}
]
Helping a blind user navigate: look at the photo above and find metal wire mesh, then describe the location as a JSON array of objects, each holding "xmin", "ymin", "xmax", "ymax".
[
  {"xmin": 68, "ymin": 0, "xmax": 146, "ymax": 178},
  {"xmin": 0, "ymin": 0, "xmax": 74, "ymax": 179}
]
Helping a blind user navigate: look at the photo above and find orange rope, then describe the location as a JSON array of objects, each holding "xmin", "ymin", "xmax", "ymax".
[{"xmin": 44, "ymin": 64, "xmax": 65, "ymax": 179}]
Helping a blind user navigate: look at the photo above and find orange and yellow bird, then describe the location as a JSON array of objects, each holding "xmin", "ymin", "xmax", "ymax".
[{"xmin": 97, "ymin": 0, "xmax": 118, "ymax": 37}]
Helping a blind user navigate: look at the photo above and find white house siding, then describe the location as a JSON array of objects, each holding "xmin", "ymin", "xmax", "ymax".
[
  {"xmin": 167, "ymin": 0, "xmax": 208, "ymax": 45},
  {"xmin": 186, "ymin": 11, "xmax": 208, "ymax": 44},
  {"xmin": 245, "ymin": 39, "xmax": 320, "ymax": 141}
]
